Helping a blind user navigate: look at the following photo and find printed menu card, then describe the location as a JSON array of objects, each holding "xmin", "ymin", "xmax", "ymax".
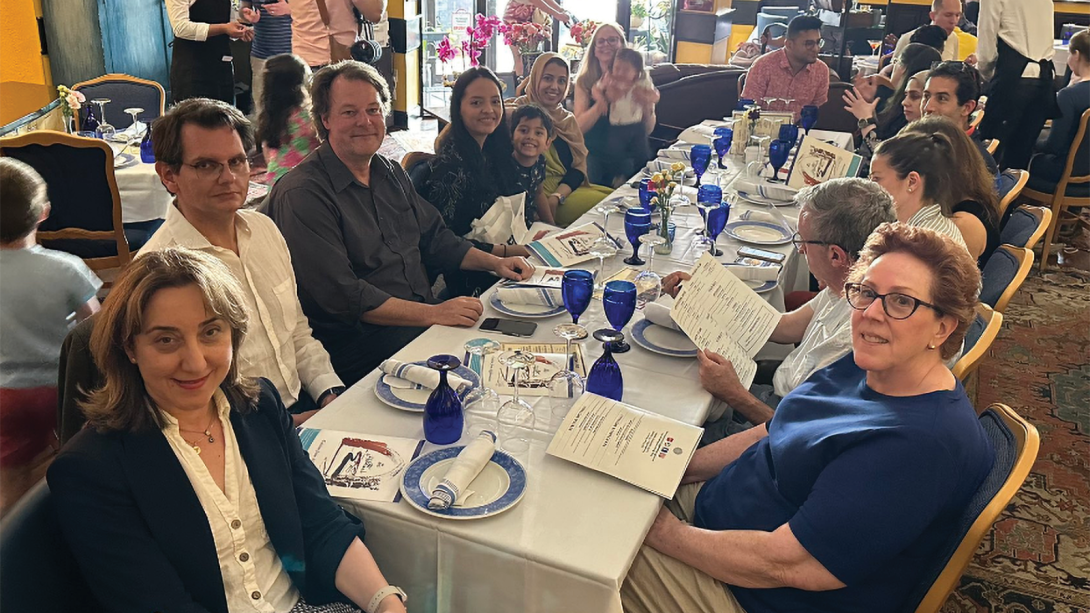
[
  {"xmin": 547, "ymin": 393, "xmax": 703, "ymax": 498},
  {"xmin": 298, "ymin": 428, "xmax": 425, "ymax": 503},
  {"xmin": 526, "ymin": 222, "xmax": 608, "ymax": 267},
  {"xmin": 670, "ymin": 253, "xmax": 782, "ymax": 388}
]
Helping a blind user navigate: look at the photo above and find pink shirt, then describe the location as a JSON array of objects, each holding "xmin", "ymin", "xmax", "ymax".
[{"xmin": 741, "ymin": 49, "xmax": 830, "ymax": 120}]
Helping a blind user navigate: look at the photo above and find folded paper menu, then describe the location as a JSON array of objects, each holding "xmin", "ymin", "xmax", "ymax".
[
  {"xmin": 429, "ymin": 430, "xmax": 497, "ymax": 510},
  {"xmin": 786, "ymin": 134, "xmax": 864, "ymax": 189},
  {"xmin": 526, "ymin": 223, "xmax": 609, "ymax": 267},
  {"xmin": 671, "ymin": 252, "xmax": 782, "ymax": 389},
  {"xmin": 482, "ymin": 342, "xmax": 586, "ymax": 397},
  {"xmin": 298, "ymin": 428, "xmax": 425, "ymax": 502},
  {"xmin": 547, "ymin": 393, "xmax": 702, "ymax": 498},
  {"xmin": 495, "ymin": 265, "xmax": 568, "ymax": 306}
]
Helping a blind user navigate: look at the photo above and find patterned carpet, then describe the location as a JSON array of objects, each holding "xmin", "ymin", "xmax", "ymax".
[{"xmin": 945, "ymin": 268, "xmax": 1090, "ymax": 612}]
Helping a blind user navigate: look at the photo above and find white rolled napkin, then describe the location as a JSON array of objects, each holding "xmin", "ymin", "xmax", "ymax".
[
  {"xmin": 660, "ymin": 147, "xmax": 692, "ymax": 161},
  {"xmin": 495, "ymin": 286, "xmax": 563, "ymax": 308},
  {"xmin": 428, "ymin": 430, "xmax": 497, "ymax": 510},
  {"xmin": 379, "ymin": 359, "xmax": 471, "ymax": 393},
  {"xmin": 644, "ymin": 300, "xmax": 682, "ymax": 331},
  {"xmin": 724, "ymin": 263, "xmax": 781, "ymax": 282},
  {"xmin": 732, "ymin": 178, "xmax": 798, "ymax": 203}
]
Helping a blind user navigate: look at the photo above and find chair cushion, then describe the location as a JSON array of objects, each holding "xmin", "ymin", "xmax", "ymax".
[
  {"xmin": 74, "ymin": 80, "xmax": 163, "ymax": 130},
  {"xmin": 963, "ymin": 313, "xmax": 986, "ymax": 353},
  {"xmin": 1026, "ymin": 173, "xmax": 1090, "ymax": 198},
  {"xmin": 1000, "ymin": 207, "xmax": 1040, "ymax": 248},
  {"xmin": 980, "ymin": 249, "xmax": 1019, "ymax": 308}
]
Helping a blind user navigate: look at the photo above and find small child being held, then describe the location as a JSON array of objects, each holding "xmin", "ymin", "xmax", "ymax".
[
  {"xmin": 595, "ymin": 47, "xmax": 660, "ymax": 186},
  {"xmin": 0, "ymin": 158, "xmax": 101, "ymax": 512},
  {"xmin": 510, "ymin": 103, "xmax": 555, "ymax": 225}
]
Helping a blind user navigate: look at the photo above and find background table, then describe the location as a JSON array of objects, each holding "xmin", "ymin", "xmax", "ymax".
[{"xmin": 115, "ymin": 160, "xmax": 173, "ymax": 224}]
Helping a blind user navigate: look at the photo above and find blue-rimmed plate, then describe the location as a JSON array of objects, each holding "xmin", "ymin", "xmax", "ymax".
[
  {"xmin": 400, "ymin": 446, "xmax": 527, "ymax": 520},
  {"xmin": 726, "ymin": 258, "xmax": 779, "ymax": 294},
  {"xmin": 489, "ymin": 292, "xmax": 566, "ymax": 318},
  {"xmin": 114, "ymin": 152, "xmax": 138, "ymax": 169},
  {"xmin": 736, "ymin": 190, "xmax": 795, "ymax": 207},
  {"xmin": 724, "ymin": 220, "xmax": 793, "ymax": 246},
  {"xmin": 374, "ymin": 361, "xmax": 480, "ymax": 413},
  {"xmin": 631, "ymin": 319, "xmax": 698, "ymax": 358}
]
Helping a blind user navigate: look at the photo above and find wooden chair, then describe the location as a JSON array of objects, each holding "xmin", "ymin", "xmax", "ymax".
[
  {"xmin": 952, "ymin": 304, "xmax": 1002, "ymax": 381},
  {"xmin": 72, "ymin": 74, "xmax": 166, "ymax": 130},
  {"xmin": 401, "ymin": 151, "xmax": 435, "ymax": 194},
  {"xmin": 0, "ymin": 131, "xmax": 132, "ymax": 275},
  {"xmin": 907, "ymin": 403, "xmax": 1039, "ymax": 613},
  {"xmin": 968, "ymin": 108, "xmax": 984, "ymax": 132},
  {"xmin": 980, "ymin": 245, "xmax": 1033, "ymax": 314},
  {"xmin": 1000, "ymin": 204, "xmax": 1052, "ymax": 251},
  {"xmin": 984, "ymin": 138, "xmax": 999, "ymax": 155},
  {"xmin": 996, "ymin": 169, "xmax": 1029, "ymax": 221},
  {"xmin": 1021, "ymin": 108, "xmax": 1090, "ymax": 270}
]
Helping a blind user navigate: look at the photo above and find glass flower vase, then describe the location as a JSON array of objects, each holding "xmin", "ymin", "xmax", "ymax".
[{"xmin": 654, "ymin": 204, "xmax": 673, "ymax": 255}]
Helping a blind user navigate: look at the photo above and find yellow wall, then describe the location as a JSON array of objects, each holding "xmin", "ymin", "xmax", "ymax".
[{"xmin": 1, "ymin": 0, "xmax": 48, "ymax": 85}]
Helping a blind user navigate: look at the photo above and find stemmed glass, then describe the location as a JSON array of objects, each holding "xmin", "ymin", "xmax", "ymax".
[
  {"xmin": 588, "ymin": 235, "xmax": 618, "ymax": 291},
  {"xmin": 634, "ymin": 234, "xmax": 666, "ymax": 304},
  {"xmin": 91, "ymin": 99, "xmax": 115, "ymax": 140},
  {"xmin": 705, "ymin": 199, "xmax": 732, "ymax": 257},
  {"xmin": 595, "ymin": 200, "xmax": 620, "ymax": 243},
  {"xmin": 868, "ymin": 39, "xmax": 882, "ymax": 56},
  {"xmin": 778, "ymin": 124, "xmax": 799, "ymax": 150},
  {"xmin": 768, "ymin": 139, "xmax": 791, "ymax": 183},
  {"xmin": 422, "ymin": 355, "xmax": 464, "ymax": 445},
  {"xmin": 800, "ymin": 105, "xmax": 820, "ymax": 135},
  {"xmin": 638, "ymin": 178, "xmax": 656, "ymax": 212},
  {"xmin": 694, "ymin": 184, "xmax": 723, "ymax": 255},
  {"xmin": 622, "ymin": 209, "xmax": 652, "ymax": 266},
  {"xmin": 586, "ymin": 329, "xmax": 624, "ymax": 401},
  {"xmin": 496, "ymin": 350, "xmax": 535, "ymax": 458},
  {"xmin": 561, "ymin": 270, "xmax": 594, "ymax": 324},
  {"xmin": 602, "ymin": 280, "xmax": 637, "ymax": 353},
  {"xmin": 736, "ymin": 98, "xmax": 755, "ymax": 111},
  {"xmin": 690, "ymin": 144, "xmax": 712, "ymax": 188},
  {"xmin": 462, "ymin": 338, "xmax": 502, "ymax": 435},
  {"xmin": 713, "ymin": 128, "xmax": 733, "ymax": 169},
  {"xmin": 547, "ymin": 323, "xmax": 588, "ymax": 422},
  {"xmin": 123, "ymin": 107, "xmax": 144, "ymax": 133}
]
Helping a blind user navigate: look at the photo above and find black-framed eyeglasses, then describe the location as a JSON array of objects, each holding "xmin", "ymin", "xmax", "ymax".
[
  {"xmin": 791, "ymin": 232, "xmax": 836, "ymax": 252},
  {"xmin": 844, "ymin": 282, "xmax": 943, "ymax": 320},
  {"xmin": 182, "ymin": 156, "xmax": 250, "ymax": 179}
]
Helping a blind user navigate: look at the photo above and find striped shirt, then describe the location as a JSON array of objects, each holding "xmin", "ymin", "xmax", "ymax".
[
  {"xmin": 906, "ymin": 204, "xmax": 968, "ymax": 249},
  {"xmin": 250, "ymin": 1, "xmax": 292, "ymax": 60}
]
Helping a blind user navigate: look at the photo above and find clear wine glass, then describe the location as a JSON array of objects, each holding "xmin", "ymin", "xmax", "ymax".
[
  {"xmin": 634, "ymin": 234, "xmax": 665, "ymax": 304},
  {"xmin": 123, "ymin": 107, "xmax": 144, "ymax": 139},
  {"xmin": 91, "ymin": 99, "xmax": 115, "ymax": 140},
  {"xmin": 595, "ymin": 201, "xmax": 620, "ymax": 244},
  {"xmin": 497, "ymin": 350, "xmax": 535, "ymax": 459},
  {"xmin": 463, "ymin": 338, "xmax": 502, "ymax": 435},
  {"xmin": 588, "ymin": 235, "xmax": 618, "ymax": 291},
  {"xmin": 547, "ymin": 323, "xmax": 588, "ymax": 424}
]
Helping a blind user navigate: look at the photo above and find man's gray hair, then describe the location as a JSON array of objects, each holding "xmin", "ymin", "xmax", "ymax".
[{"xmin": 796, "ymin": 178, "xmax": 897, "ymax": 258}]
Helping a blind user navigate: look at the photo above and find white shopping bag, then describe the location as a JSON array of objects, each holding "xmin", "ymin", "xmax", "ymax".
[{"xmin": 465, "ymin": 192, "xmax": 528, "ymax": 245}]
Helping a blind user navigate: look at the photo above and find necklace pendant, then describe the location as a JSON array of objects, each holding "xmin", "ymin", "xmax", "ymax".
[
  {"xmin": 192, "ymin": 444, "xmax": 202, "ymax": 455},
  {"xmin": 207, "ymin": 434, "xmax": 215, "ymax": 443}
]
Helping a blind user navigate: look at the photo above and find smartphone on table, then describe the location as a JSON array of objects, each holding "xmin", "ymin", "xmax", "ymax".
[{"xmin": 479, "ymin": 318, "xmax": 538, "ymax": 338}]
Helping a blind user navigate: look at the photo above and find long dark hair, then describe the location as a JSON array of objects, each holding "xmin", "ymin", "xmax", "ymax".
[
  {"xmin": 257, "ymin": 54, "xmax": 310, "ymax": 150},
  {"xmin": 878, "ymin": 43, "xmax": 942, "ymax": 129},
  {"xmin": 445, "ymin": 67, "xmax": 519, "ymax": 192},
  {"xmin": 904, "ymin": 116, "xmax": 1000, "ymax": 229},
  {"xmin": 874, "ymin": 131, "xmax": 957, "ymax": 214}
]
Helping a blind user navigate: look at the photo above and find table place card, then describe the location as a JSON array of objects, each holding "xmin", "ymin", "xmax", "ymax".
[
  {"xmin": 546, "ymin": 393, "xmax": 703, "ymax": 498},
  {"xmin": 297, "ymin": 427, "xmax": 425, "ymax": 503},
  {"xmin": 498, "ymin": 265, "xmax": 569, "ymax": 290},
  {"xmin": 670, "ymin": 252, "xmax": 783, "ymax": 388},
  {"xmin": 526, "ymin": 222, "xmax": 609, "ymax": 267},
  {"xmin": 481, "ymin": 342, "xmax": 587, "ymax": 397},
  {"xmin": 786, "ymin": 134, "xmax": 864, "ymax": 190}
]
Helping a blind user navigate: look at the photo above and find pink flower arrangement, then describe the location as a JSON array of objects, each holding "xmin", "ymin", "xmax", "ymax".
[
  {"xmin": 502, "ymin": 21, "xmax": 550, "ymax": 53},
  {"xmin": 436, "ymin": 13, "xmax": 504, "ymax": 68},
  {"xmin": 570, "ymin": 20, "xmax": 599, "ymax": 47},
  {"xmin": 56, "ymin": 85, "xmax": 85, "ymax": 125},
  {"xmin": 436, "ymin": 37, "xmax": 458, "ymax": 63}
]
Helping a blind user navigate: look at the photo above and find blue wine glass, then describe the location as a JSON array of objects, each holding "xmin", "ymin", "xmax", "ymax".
[
  {"xmin": 139, "ymin": 124, "xmax": 155, "ymax": 163},
  {"xmin": 769, "ymin": 139, "xmax": 791, "ymax": 183},
  {"xmin": 690, "ymin": 144, "xmax": 712, "ymax": 188},
  {"xmin": 586, "ymin": 329, "xmax": 624, "ymax": 401},
  {"xmin": 422, "ymin": 355, "xmax": 464, "ymax": 445},
  {"xmin": 694, "ymin": 184, "xmax": 723, "ymax": 255},
  {"xmin": 736, "ymin": 98, "xmax": 755, "ymax": 111},
  {"xmin": 81, "ymin": 105, "xmax": 100, "ymax": 134},
  {"xmin": 800, "ymin": 105, "xmax": 819, "ymax": 134},
  {"xmin": 778, "ymin": 124, "xmax": 799, "ymax": 150},
  {"xmin": 713, "ymin": 128, "xmax": 733, "ymax": 169},
  {"xmin": 602, "ymin": 280, "xmax": 637, "ymax": 353},
  {"xmin": 638, "ymin": 178, "xmax": 656, "ymax": 212},
  {"xmin": 562, "ymin": 270, "xmax": 594, "ymax": 325},
  {"xmin": 706, "ymin": 200, "xmax": 731, "ymax": 257},
  {"xmin": 622, "ymin": 209, "xmax": 652, "ymax": 266}
]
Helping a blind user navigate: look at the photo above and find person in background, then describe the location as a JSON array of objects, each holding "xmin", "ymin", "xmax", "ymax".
[
  {"xmin": 502, "ymin": 0, "xmax": 570, "ymax": 77},
  {"xmin": 662, "ymin": 179, "xmax": 897, "ymax": 438},
  {"xmin": 48, "ymin": 248, "xmax": 407, "ymax": 613},
  {"xmin": 871, "ymin": 131, "xmax": 969, "ymax": 249},
  {"xmin": 573, "ymin": 22, "xmax": 635, "ymax": 185},
  {"xmin": 509, "ymin": 104, "xmax": 553, "ymax": 225},
  {"xmin": 741, "ymin": 15, "xmax": 829, "ymax": 121},
  {"xmin": 258, "ymin": 54, "xmax": 321, "ymax": 185},
  {"xmin": 265, "ymin": 61, "xmax": 532, "ymax": 385},
  {"xmin": 242, "ymin": 0, "xmax": 293, "ymax": 117},
  {"xmin": 165, "ymin": 0, "xmax": 256, "ymax": 103},
  {"xmin": 593, "ymin": 47, "xmax": 659, "ymax": 187},
  {"xmin": 976, "ymin": 0, "xmax": 1056, "ymax": 170},
  {"xmin": 901, "ymin": 70, "xmax": 929, "ymax": 123},
  {"xmin": 922, "ymin": 61, "xmax": 998, "ymax": 174},
  {"xmin": 622, "ymin": 223, "xmax": 993, "ymax": 613},
  {"xmin": 420, "ymin": 67, "xmax": 532, "ymax": 297},
  {"xmin": 892, "ymin": 0, "xmax": 963, "ymax": 61},
  {"xmin": 511, "ymin": 52, "xmax": 613, "ymax": 226},
  {"xmin": 905, "ymin": 116, "xmax": 1001, "ymax": 265},
  {"xmin": 0, "ymin": 158, "xmax": 101, "ymax": 514},
  {"xmin": 1030, "ymin": 29, "xmax": 1090, "ymax": 185},
  {"xmin": 291, "ymin": 0, "xmax": 386, "ymax": 70}
]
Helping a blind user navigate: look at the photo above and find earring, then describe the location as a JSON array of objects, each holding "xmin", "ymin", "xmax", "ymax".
[
  {"xmin": 907, "ymin": 187, "xmax": 914, "ymax": 193},
  {"xmin": 927, "ymin": 344, "xmax": 935, "ymax": 350}
]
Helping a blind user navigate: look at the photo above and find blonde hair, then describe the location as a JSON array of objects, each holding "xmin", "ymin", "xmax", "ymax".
[
  {"xmin": 575, "ymin": 22, "xmax": 626, "ymax": 94},
  {"xmin": 82, "ymin": 248, "xmax": 258, "ymax": 433}
]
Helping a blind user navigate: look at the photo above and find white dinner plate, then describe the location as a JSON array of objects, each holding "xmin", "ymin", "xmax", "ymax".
[
  {"xmin": 724, "ymin": 220, "xmax": 793, "ymax": 246},
  {"xmin": 114, "ymin": 152, "xmax": 138, "ymax": 169},
  {"xmin": 630, "ymin": 319, "xmax": 698, "ymax": 358},
  {"xmin": 400, "ymin": 446, "xmax": 527, "ymax": 520},
  {"xmin": 374, "ymin": 361, "xmax": 481, "ymax": 413},
  {"xmin": 735, "ymin": 190, "xmax": 795, "ymax": 207},
  {"xmin": 489, "ymin": 293, "xmax": 566, "ymax": 318}
]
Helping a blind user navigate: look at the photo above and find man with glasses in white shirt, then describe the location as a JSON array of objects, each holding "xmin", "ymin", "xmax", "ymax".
[{"xmin": 141, "ymin": 98, "xmax": 344, "ymax": 425}]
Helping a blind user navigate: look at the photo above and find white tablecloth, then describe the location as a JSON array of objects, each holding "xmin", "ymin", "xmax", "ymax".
[
  {"xmin": 1054, "ymin": 40, "xmax": 1070, "ymax": 74},
  {"xmin": 115, "ymin": 160, "xmax": 172, "ymax": 224}
]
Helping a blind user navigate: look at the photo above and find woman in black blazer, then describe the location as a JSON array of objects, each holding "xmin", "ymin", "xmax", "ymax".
[{"xmin": 47, "ymin": 248, "xmax": 407, "ymax": 613}]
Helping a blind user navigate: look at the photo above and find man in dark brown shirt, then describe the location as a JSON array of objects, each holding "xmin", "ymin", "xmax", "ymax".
[{"xmin": 266, "ymin": 61, "xmax": 532, "ymax": 385}]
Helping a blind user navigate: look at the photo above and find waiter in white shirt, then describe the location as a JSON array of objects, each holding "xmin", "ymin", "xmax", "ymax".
[{"xmin": 976, "ymin": 0, "xmax": 1057, "ymax": 170}]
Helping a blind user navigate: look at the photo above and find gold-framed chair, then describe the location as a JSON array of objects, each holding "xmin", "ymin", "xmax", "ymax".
[
  {"xmin": 980, "ymin": 245, "xmax": 1033, "ymax": 314},
  {"xmin": 0, "ymin": 130, "xmax": 131, "ymax": 275},
  {"xmin": 910, "ymin": 403, "xmax": 1039, "ymax": 613},
  {"xmin": 984, "ymin": 138, "xmax": 999, "ymax": 155},
  {"xmin": 968, "ymin": 108, "xmax": 984, "ymax": 132},
  {"xmin": 72, "ymin": 74, "xmax": 166, "ymax": 130},
  {"xmin": 996, "ymin": 169, "xmax": 1030, "ymax": 221},
  {"xmin": 1000, "ymin": 204, "xmax": 1052, "ymax": 251},
  {"xmin": 1021, "ymin": 108, "xmax": 1090, "ymax": 270},
  {"xmin": 952, "ymin": 304, "xmax": 1002, "ymax": 381}
]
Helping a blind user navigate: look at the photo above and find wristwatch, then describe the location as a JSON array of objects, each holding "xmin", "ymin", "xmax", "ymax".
[
  {"xmin": 316, "ymin": 386, "xmax": 346, "ymax": 406},
  {"xmin": 367, "ymin": 585, "xmax": 407, "ymax": 613},
  {"xmin": 857, "ymin": 117, "xmax": 877, "ymax": 130},
  {"xmin": 550, "ymin": 192, "xmax": 567, "ymax": 205}
]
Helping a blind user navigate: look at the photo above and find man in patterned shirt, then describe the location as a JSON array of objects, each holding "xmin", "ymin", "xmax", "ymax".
[{"xmin": 741, "ymin": 15, "xmax": 830, "ymax": 121}]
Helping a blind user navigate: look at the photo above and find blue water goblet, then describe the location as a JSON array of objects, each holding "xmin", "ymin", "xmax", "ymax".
[
  {"xmin": 602, "ymin": 280, "xmax": 637, "ymax": 353},
  {"xmin": 778, "ymin": 124, "xmax": 799, "ymax": 150},
  {"xmin": 622, "ymin": 209, "xmax": 652, "ymax": 266},
  {"xmin": 586, "ymin": 329, "xmax": 624, "ymax": 401},
  {"xmin": 800, "ymin": 105, "xmax": 819, "ymax": 134},
  {"xmin": 769, "ymin": 139, "xmax": 791, "ymax": 183},
  {"xmin": 422, "ymin": 354, "xmax": 464, "ymax": 445},
  {"xmin": 713, "ymin": 128, "xmax": 733, "ymax": 169},
  {"xmin": 562, "ymin": 270, "xmax": 594, "ymax": 325},
  {"xmin": 694, "ymin": 184, "xmax": 723, "ymax": 254},
  {"xmin": 690, "ymin": 144, "xmax": 712, "ymax": 188},
  {"xmin": 736, "ymin": 98, "xmax": 755, "ymax": 111},
  {"xmin": 706, "ymin": 200, "xmax": 732, "ymax": 257}
]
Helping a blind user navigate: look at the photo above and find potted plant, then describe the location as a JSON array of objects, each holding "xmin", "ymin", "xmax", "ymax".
[{"xmin": 631, "ymin": 3, "xmax": 648, "ymax": 29}]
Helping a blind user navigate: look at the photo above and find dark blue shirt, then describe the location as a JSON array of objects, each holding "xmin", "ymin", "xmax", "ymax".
[
  {"xmin": 250, "ymin": 1, "xmax": 292, "ymax": 60},
  {"xmin": 693, "ymin": 353, "xmax": 994, "ymax": 613}
]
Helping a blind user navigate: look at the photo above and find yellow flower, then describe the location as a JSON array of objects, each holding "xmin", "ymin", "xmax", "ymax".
[
  {"xmin": 671, "ymin": 162, "xmax": 685, "ymax": 172},
  {"xmin": 651, "ymin": 172, "xmax": 664, "ymax": 183},
  {"xmin": 668, "ymin": 181, "xmax": 678, "ymax": 190}
]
